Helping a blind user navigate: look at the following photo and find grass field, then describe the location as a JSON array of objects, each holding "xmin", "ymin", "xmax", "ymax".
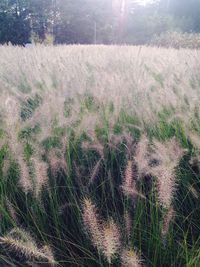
[{"xmin": 0, "ymin": 45, "xmax": 200, "ymax": 267}]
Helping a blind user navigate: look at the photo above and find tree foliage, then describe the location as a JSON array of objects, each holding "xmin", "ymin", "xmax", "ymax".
[{"xmin": 0, "ymin": 0, "xmax": 200, "ymax": 45}]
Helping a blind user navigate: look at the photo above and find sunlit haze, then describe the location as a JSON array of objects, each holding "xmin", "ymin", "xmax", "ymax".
[{"xmin": 137, "ymin": 0, "xmax": 153, "ymax": 5}]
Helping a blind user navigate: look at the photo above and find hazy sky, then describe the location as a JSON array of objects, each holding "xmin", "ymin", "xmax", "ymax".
[{"xmin": 136, "ymin": 0, "xmax": 154, "ymax": 5}]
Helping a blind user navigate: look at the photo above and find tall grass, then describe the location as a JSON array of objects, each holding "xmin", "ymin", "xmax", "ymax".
[
  {"xmin": 151, "ymin": 31, "xmax": 200, "ymax": 49},
  {"xmin": 0, "ymin": 45, "xmax": 199, "ymax": 266}
]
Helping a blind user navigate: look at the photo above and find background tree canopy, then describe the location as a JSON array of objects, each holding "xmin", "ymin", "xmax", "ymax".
[{"xmin": 0, "ymin": 0, "xmax": 200, "ymax": 45}]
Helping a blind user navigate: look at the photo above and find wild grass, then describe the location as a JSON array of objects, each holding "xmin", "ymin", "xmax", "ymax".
[
  {"xmin": 151, "ymin": 31, "xmax": 200, "ymax": 49},
  {"xmin": 0, "ymin": 44, "xmax": 199, "ymax": 266}
]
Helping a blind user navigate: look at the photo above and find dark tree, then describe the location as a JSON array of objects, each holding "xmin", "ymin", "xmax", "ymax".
[{"xmin": 0, "ymin": 0, "xmax": 30, "ymax": 45}]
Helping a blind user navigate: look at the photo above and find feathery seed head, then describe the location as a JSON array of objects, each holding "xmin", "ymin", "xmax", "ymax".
[
  {"xmin": 134, "ymin": 136, "xmax": 184, "ymax": 207},
  {"xmin": 31, "ymin": 156, "xmax": 49, "ymax": 197},
  {"xmin": 18, "ymin": 157, "xmax": 32, "ymax": 194},
  {"xmin": 101, "ymin": 218, "xmax": 121, "ymax": 264},
  {"xmin": 161, "ymin": 206, "xmax": 175, "ymax": 238},
  {"xmin": 82, "ymin": 198, "xmax": 102, "ymax": 250},
  {"xmin": 124, "ymin": 211, "xmax": 132, "ymax": 240},
  {"xmin": 121, "ymin": 248, "xmax": 142, "ymax": 267},
  {"xmin": 150, "ymin": 138, "xmax": 185, "ymax": 208},
  {"xmin": 134, "ymin": 135, "xmax": 149, "ymax": 177},
  {"xmin": 123, "ymin": 160, "xmax": 134, "ymax": 189},
  {"xmin": 89, "ymin": 158, "xmax": 102, "ymax": 184},
  {"xmin": 121, "ymin": 160, "xmax": 145, "ymax": 199},
  {"xmin": 0, "ymin": 228, "xmax": 56, "ymax": 265},
  {"xmin": 48, "ymin": 148, "xmax": 67, "ymax": 176}
]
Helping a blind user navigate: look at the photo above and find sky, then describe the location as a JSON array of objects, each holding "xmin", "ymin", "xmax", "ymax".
[{"xmin": 135, "ymin": 0, "xmax": 154, "ymax": 5}]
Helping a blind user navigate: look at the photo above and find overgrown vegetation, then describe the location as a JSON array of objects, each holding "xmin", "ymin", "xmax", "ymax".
[
  {"xmin": 151, "ymin": 31, "xmax": 200, "ymax": 49},
  {"xmin": 0, "ymin": 45, "xmax": 200, "ymax": 266}
]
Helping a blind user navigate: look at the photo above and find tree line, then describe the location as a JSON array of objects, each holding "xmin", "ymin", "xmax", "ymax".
[{"xmin": 0, "ymin": 0, "xmax": 200, "ymax": 45}]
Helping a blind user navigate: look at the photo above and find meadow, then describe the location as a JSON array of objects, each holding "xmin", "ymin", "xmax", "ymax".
[{"xmin": 0, "ymin": 45, "xmax": 199, "ymax": 267}]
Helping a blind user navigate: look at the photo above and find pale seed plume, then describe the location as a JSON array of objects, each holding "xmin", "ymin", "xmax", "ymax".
[
  {"xmin": 3, "ymin": 96, "xmax": 33, "ymax": 193},
  {"xmin": 123, "ymin": 160, "xmax": 134, "ymax": 189},
  {"xmin": 18, "ymin": 157, "xmax": 32, "ymax": 194},
  {"xmin": 188, "ymin": 133, "xmax": 200, "ymax": 149},
  {"xmin": 31, "ymin": 156, "xmax": 49, "ymax": 197},
  {"xmin": 2, "ymin": 159, "xmax": 10, "ymax": 179},
  {"xmin": 89, "ymin": 157, "xmax": 103, "ymax": 184},
  {"xmin": 121, "ymin": 160, "xmax": 146, "ymax": 199},
  {"xmin": 149, "ymin": 138, "xmax": 185, "ymax": 208},
  {"xmin": 48, "ymin": 148, "xmax": 67, "ymax": 176},
  {"xmin": 135, "ymin": 136, "xmax": 185, "ymax": 208},
  {"xmin": 101, "ymin": 218, "xmax": 121, "ymax": 264},
  {"xmin": 121, "ymin": 248, "xmax": 142, "ymax": 267},
  {"xmin": 82, "ymin": 199, "xmax": 121, "ymax": 263},
  {"xmin": 5, "ymin": 198, "xmax": 18, "ymax": 223},
  {"xmin": 161, "ymin": 206, "xmax": 175, "ymax": 238},
  {"xmin": 121, "ymin": 160, "xmax": 136, "ymax": 197},
  {"xmin": 124, "ymin": 211, "xmax": 132, "ymax": 240},
  {"xmin": 188, "ymin": 185, "xmax": 199, "ymax": 199},
  {"xmin": 134, "ymin": 135, "xmax": 149, "ymax": 177},
  {"xmin": 82, "ymin": 198, "xmax": 102, "ymax": 250},
  {"xmin": 0, "ymin": 228, "xmax": 56, "ymax": 265}
]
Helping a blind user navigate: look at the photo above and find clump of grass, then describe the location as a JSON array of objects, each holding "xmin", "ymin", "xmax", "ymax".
[
  {"xmin": 0, "ymin": 45, "xmax": 200, "ymax": 267},
  {"xmin": 0, "ymin": 228, "xmax": 56, "ymax": 265},
  {"xmin": 134, "ymin": 136, "xmax": 185, "ymax": 208}
]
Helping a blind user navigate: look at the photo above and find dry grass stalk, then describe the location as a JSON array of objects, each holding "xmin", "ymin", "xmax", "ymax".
[
  {"xmin": 121, "ymin": 187, "xmax": 146, "ymax": 200},
  {"xmin": 108, "ymin": 132, "xmax": 135, "ymax": 153},
  {"xmin": 48, "ymin": 148, "xmax": 67, "ymax": 176},
  {"xmin": 121, "ymin": 160, "xmax": 145, "ymax": 199},
  {"xmin": 73, "ymin": 160, "xmax": 82, "ymax": 178},
  {"xmin": 189, "ymin": 133, "xmax": 200, "ymax": 149},
  {"xmin": 121, "ymin": 248, "xmax": 142, "ymax": 267},
  {"xmin": 2, "ymin": 159, "xmax": 10, "ymax": 178},
  {"xmin": 1, "ymin": 45, "xmax": 200, "ymax": 128},
  {"xmin": 124, "ymin": 211, "xmax": 132, "ymax": 240},
  {"xmin": 101, "ymin": 218, "xmax": 121, "ymax": 264},
  {"xmin": 134, "ymin": 135, "xmax": 149, "ymax": 177},
  {"xmin": 188, "ymin": 185, "xmax": 199, "ymax": 199},
  {"xmin": 0, "ymin": 228, "xmax": 56, "ymax": 265},
  {"xmin": 89, "ymin": 157, "xmax": 103, "ymax": 184},
  {"xmin": 3, "ymin": 95, "xmax": 34, "ymax": 193},
  {"xmin": 82, "ymin": 198, "xmax": 102, "ymax": 250},
  {"xmin": 149, "ymin": 138, "xmax": 185, "ymax": 208},
  {"xmin": 31, "ymin": 156, "xmax": 49, "ymax": 197},
  {"xmin": 123, "ymin": 160, "xmax": 134, "ymax": 189},
  {"xmin": 121, "ymin": 160, "xmax": 136, "ymax": 196},
  {"xmin": 82, "ymin": 199, "xmax": 121, "ymax": 263},
  {"xmin": 5, "ymin": 198, "xmax": 18, "ymax": 223},
  {"xmin": 161, "ymin": 206, "xmax": 175, "ymax": 238},
  {"xmin": 135, "ymin": 136, "xmax": 185, "ymax": 208},
  {"xmin": 18, "ymin": 157, "xmax": 32, "ymax": 194}
]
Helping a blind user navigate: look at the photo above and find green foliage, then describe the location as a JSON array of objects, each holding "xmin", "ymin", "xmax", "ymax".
[
  {"xmin": 23, "ymin": 143, "xmax": 33, "ymax": 161},
  {"xmin": 20, "ymin": 94, "xmax": 42, "ymax": 121},
  {"xmin": 42, "ymin": 136, "xmax": 61, "ymax": 150},
  {"xmin": 1, "ymin": 0, "xmax": 200, "ymax": 45},
  {"xmin": 18, "ymin": 124, "xmax": 41, "ymax": 141},
  {"xmin": 1, "ymin": 114, "xmax": 200, "ymax": 266}
]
